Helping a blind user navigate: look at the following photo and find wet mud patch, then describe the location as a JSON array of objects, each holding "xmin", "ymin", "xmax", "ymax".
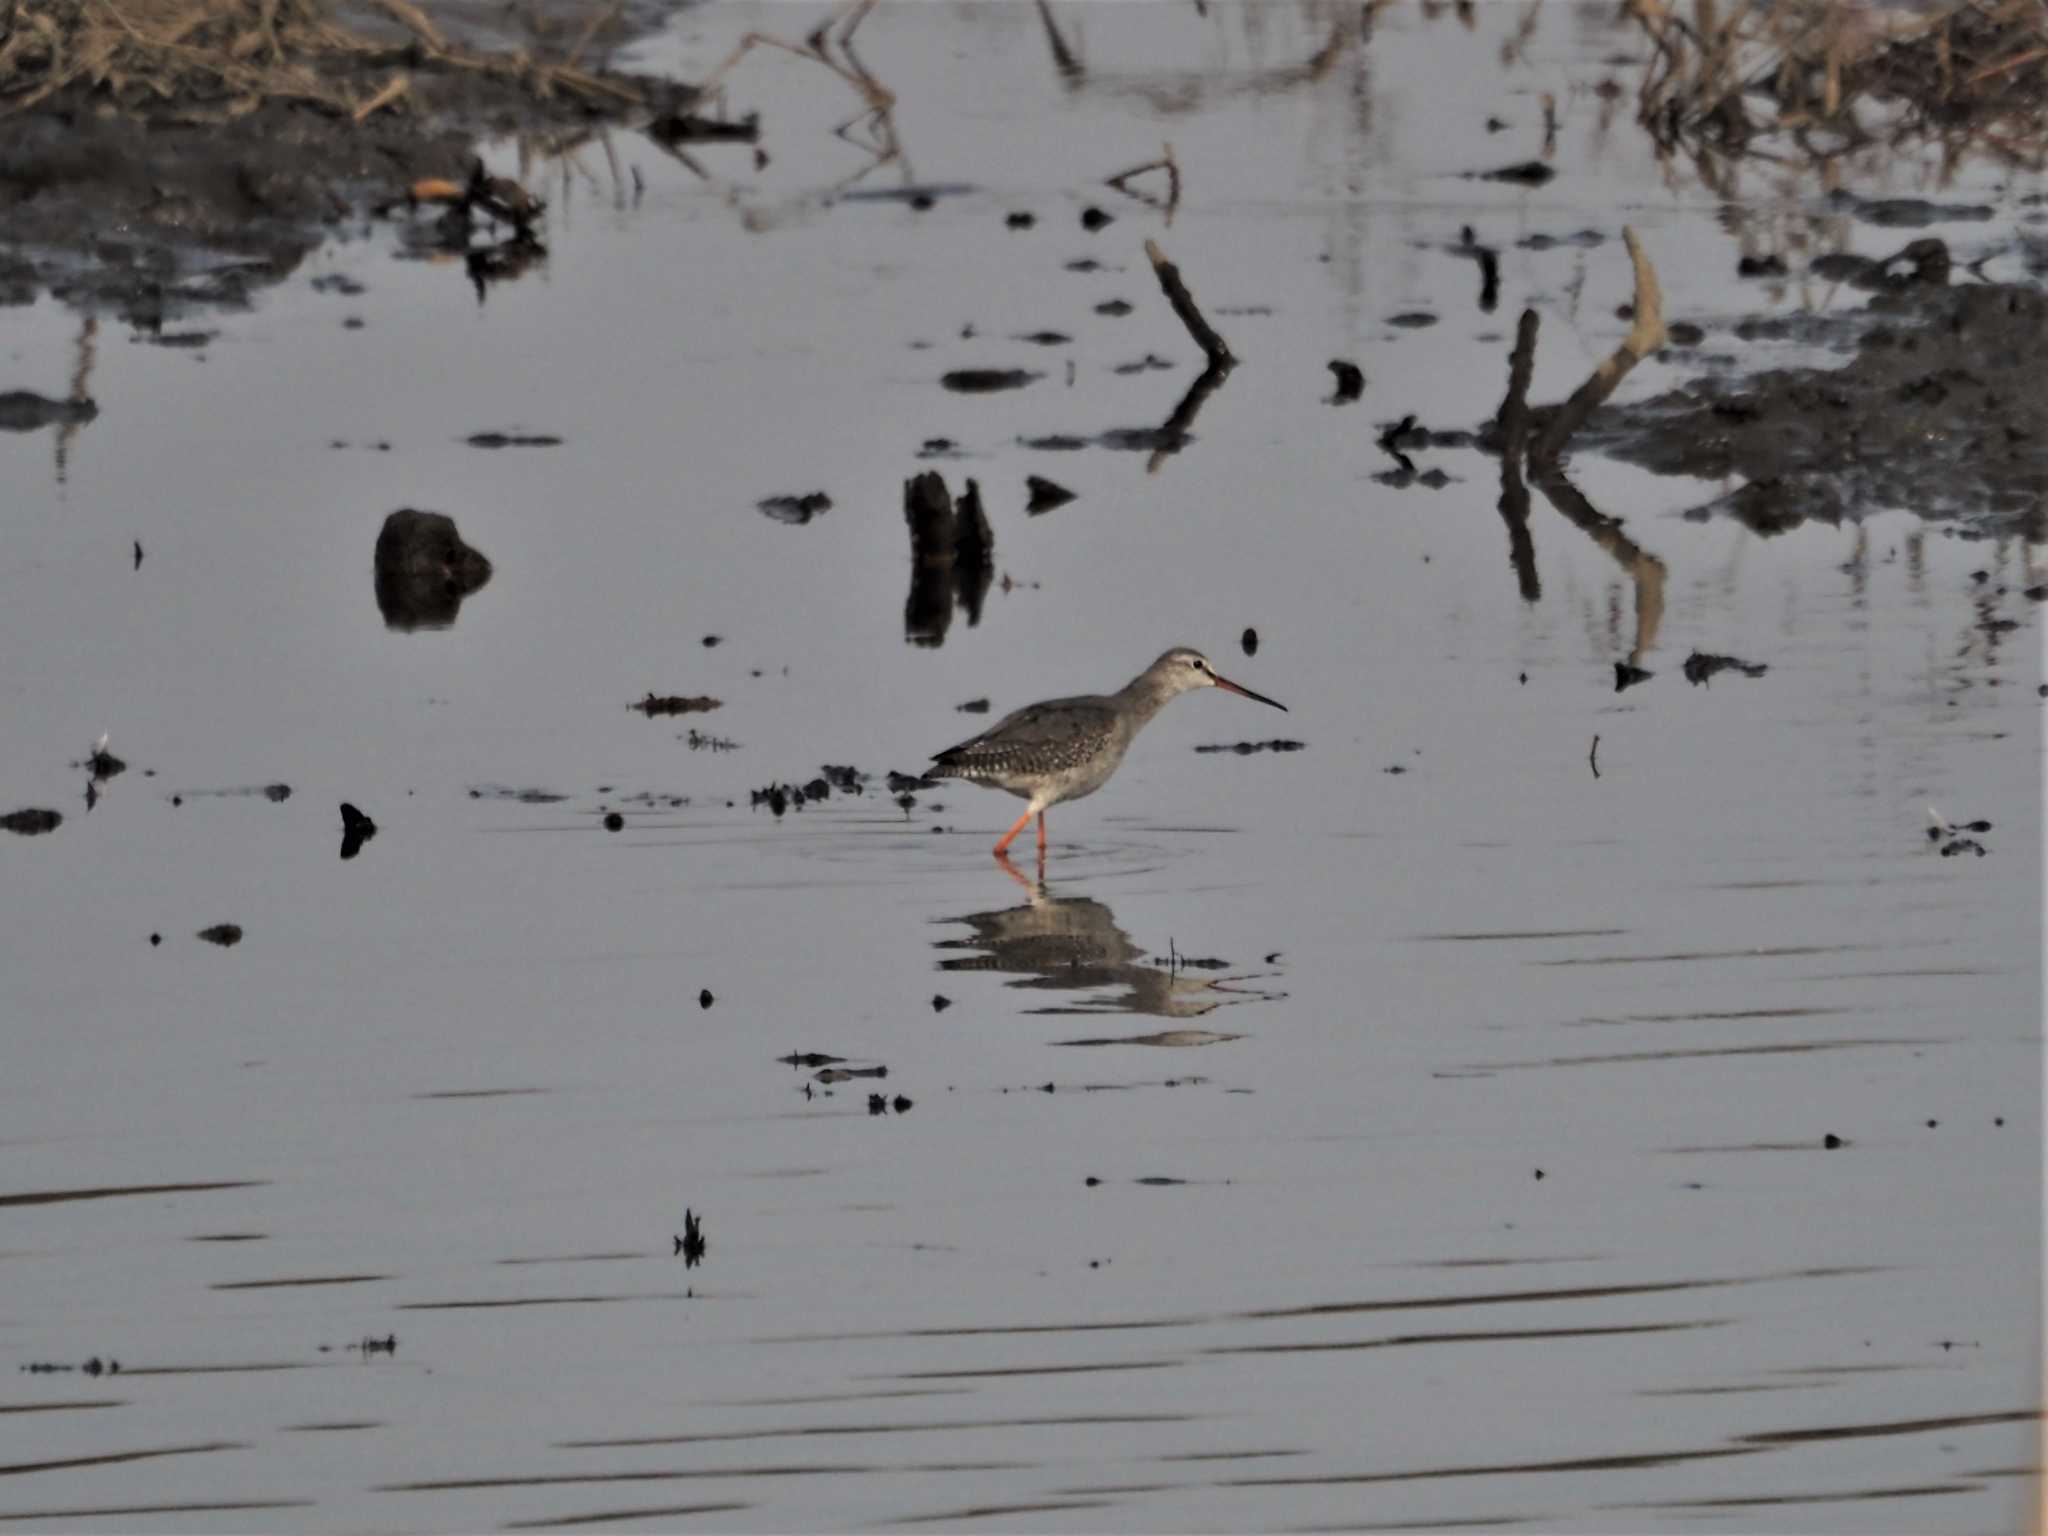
[
  {"xmin": 0, "ymin": 0, "xmax": 673, "ymax": 321},
  {"xmin": 1579, "ymin": 282, "xmax": 2048, "ymax": 536}
]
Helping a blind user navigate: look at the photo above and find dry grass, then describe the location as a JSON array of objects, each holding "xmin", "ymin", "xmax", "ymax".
[
  {"xmin": 0, "ymin": 0, "xmax": 644, "ymax": 120},
  {"xmin": 1634, "ymin": 0, "xmax": 2048, "ymax": 163}
]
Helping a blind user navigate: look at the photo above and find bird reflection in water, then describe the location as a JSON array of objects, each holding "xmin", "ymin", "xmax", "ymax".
[{"xmin": 933, "ymin": 854, "xmax": 1280, "ymax": 1018}]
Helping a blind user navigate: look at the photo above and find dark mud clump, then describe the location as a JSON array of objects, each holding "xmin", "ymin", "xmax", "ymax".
[
  {"xmin": 1683, "ymin": 652, "xmax": 1768, "ymax": 685},
  {"xmin": 374, "ymin": 509, "xmax": 492, "ymax": 631},
  {"xmin": 757, "ymin": 492, "xmax": 832, "ymax": 525},
  {"xmin": 1, "ymin": 808, "xmax": 63, "ymax": 834},
  {"xmin": 942, "ymin": 368, "xmax": 1041, "ymax": 394},
  {"xmin": 1194, "ymin": 739, "xmax": 1306, "ymax": 755},
  {"xmin": 197, "ymin": 922, "xmax": 244, "ymax": 946},
  {"xmin": 465, "ymin": 431, "xmax": 562, "ymax": 449},
  {"xmin": 339, "ymin": 801, "xmax": 376, "ymax": 859},
  {"xmin": 1579, "ymin": 281, "xmax": 2048, "ymax": 536},
  {"xmin": 903, "ymin": 471, "xmax": 993, "ymax": 647},
  {"xmin": 674, "ymin": 1208, "xmax": 706, "ymax": 1267},
  {"xmin": 1326, "ymin": 360, "xmax": 1364, "ymax": 402},
  {"xmin": 0, "ymin": 390, "xmax": 97, "ymax": 431},
  {"xmin": 1025, "ymin": 475, "xmax": 1075, "ymax": 514},
  {"xmin": 0, "ymin": 0, "xmax": 670, "ymax": 322},
  {"xmin": 632, "ymin": 693, "xmax": 721, "ymax": 717}
]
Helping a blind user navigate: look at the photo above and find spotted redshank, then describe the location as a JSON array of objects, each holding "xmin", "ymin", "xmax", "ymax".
[{"xmin": 930, "ymin": 646, "xmax": 1288, "ymax": 857}]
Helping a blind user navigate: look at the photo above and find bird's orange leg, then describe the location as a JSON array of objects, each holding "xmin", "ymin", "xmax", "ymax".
[
  {"xmin": 993, "ymin": 808, "xmax": 1034, "ymax": 856},
  {"xmin": 1036, "ymin": 812, "xmax": 1047, "ymax": 853}
]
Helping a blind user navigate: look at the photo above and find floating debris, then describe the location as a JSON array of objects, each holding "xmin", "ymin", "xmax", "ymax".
[
  {"xmin": 674, "ymin": 1208, "xmax": 707, "ymax": 1268},
  {"xmin": 1094, "ymin": 299, "xmax": 1134, "ymax": 317},
  {"xmin": 1080, "ymin": 205, "xmax": 1114, "ymax": 231},
  {"xmin": 1614, "ymin": 662, "xmax": 1654, "ymax": 692},
  {"xmin": 1387, "ymin": 311, "xmax": 1438, "ymax": 329},
  {"xmin": 1682, "ymin": 651, "xmax": 1768, "ymax": 685},
  {"xmin": 602, "ymin": 812, "xmax": 624, "ymax": 832},
  {"xmin": 1013, "ymin": 330, "xmax": 1070, "ymax": 346},
  {"xmin": 932, "ymin": 994, "xmax": 951, "ymax": 1012},
  {"xmin": 904, "ymin": 471, "xmax": 993, "ymax": 647},
  {"xmin": 956, "ymin": 698, "xmax": 990, "ymax": 715},
  {"xmin": 468, "ymin": 785, "xmax": 568, "ymax": 803},
  {"xmin": 1025, "ymin": 475, "xmax": 1076, "ymax": 514},
  {"xmin": 941, "ymin": 369, "xmax": 1041, "ymax": 393},
  {"xmin": 1327, "ymin": 359, "xmax": 1364, "ymax": 402},
  {"xmin": 816, "ymin": 1065, "xmax": 887, "ymax": 1083},
  {"xmin": 198, "ymin": 923, "xmax": 244, "ymax": 947},
  {"xmin": 821, "ymin": 764, "xmax": 868, "ymax": 793},
  {"xmin": 699, "ymin": 989, "xmax": 714, "ymax": 1010},
  {"xmin": 1241, "ymin": 628, "xmax": 1258, "ymax": 656},
  {"xmin": 1006, "ymin": 211, "xmax": 1036, "ymax": 229},
  {"xmin": 758, "ymin": 492, "xmax": 833, "ymax": 525},
  {"xmin": 464, "ymin": 430, "xmax": 562, "ymax": 448},
  {"xmin": 633, "ymin": 693, "xmax": 722, "ymax": 717},
  {"xmin": 1193, "ymin": 739, "xmax": 1306, "ymax": 755},
  {"xmin": 649, "ymin": 109, "xmax": 759, "ymax": 144},
  {"xmin": 339, "ymin": 802, "xmax": 377, "ymax": 860},
  {"xmin": 1473, "ymin": 160, "xmax": 1555, "ymax": 186},
  {"xmin": 0, "ymin": 808, "xmax": 61, "ymax": 835},
  {"xmin": 780, "ymin": 1052, "xmax": 846, "ymax": 1068}
]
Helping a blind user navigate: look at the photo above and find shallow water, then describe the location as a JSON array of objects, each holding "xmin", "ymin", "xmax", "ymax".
[{"xmin": 0, "ymin": 1, "xmax": 2041, "ymax": 1531}]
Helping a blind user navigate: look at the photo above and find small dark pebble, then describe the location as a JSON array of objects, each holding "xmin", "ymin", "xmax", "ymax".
[
  {"xmin": 932, "ymin": 994, "xmax": 951, "ymax": 1012},
  {"xmin": 1080, "ymin": 206, "xmax": 1113, "ymax": 231},
  {"xmin": 1926, "ymin": 1119, "xmax": 1937, "ymax": 1128},
  {"xmin": 869, "ymin": 1093, "xmax": 888, "ymax": 1115},
  {"xmin": 1614, "ymin": 662, "xmax": 1654, "ymax": 692},
  {"xmin": 957, "ymin": 698, "xmax": 990, "ymax": 714},
  {"xmin": 804, "ymin": 777, "xmax": 831, "ymax": 801},
  {"xmin": 1533, "ymin": 1168, "xmax": 1545, "ymax": 1180},
  {"xmin": 892, "ymin": 1095, "xmax": 913, "ymax": 1114},
  {"xmin": 1386, "ymin": 311, "xmax": 1438, "ymax": 329},
  {"xmin": 1006, "ymin": 211, "xmax": 1035, "ymax": 229},
  {"xmin": 1014, "ymin": 331, "xmax": 1070, "ymax": 346},
  {"xmin": 1094, "ymin": 299, "xmax": 1134, "ymax": 317},
  {"xmin": 1241, "ymin": 627, "xmax": 1258, "ymax": 656},
  {"xmin": 603, "ymin": 812, "xmax": 624, "ymax": 832},
  {"xmin": 1327, "ymin": 360, "xmax": 1364, "ymax": 402},
  {"xmin": 1085, "ymin": 1176, "xmax": 1101, "ymax": 1186},
  {"xmin": 699, "ymin": 990, "xmax": 714, "ymax": 1009},
  {"xmin": 1823, "ymin": 1133, "xmax": 1844, "ymax": 1149},
  {"xmin": 198, "ymin": 923, "xmax": 243, "ymax": 947},
  {"xmin": 702, "ymin": 635, "xmax": 722, "ymax": 648},
  {"xmin": 1025, "ymin": 475, "xmax": 1076, "ymax": 514},
  {"xmin": 149, "ymin": 933, "xmax": 162, "ymax": 946},
  {"xmin": 909, "ymin": 192, "xmax": 934, "ymax": 211}
]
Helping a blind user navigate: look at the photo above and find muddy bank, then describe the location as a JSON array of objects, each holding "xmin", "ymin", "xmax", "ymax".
[
  {"xmin": 1580, "ymin": 279, "xmax": 2048, "ymax": 538},
  {"xmin": 0, "ymin": 0, "xmax": 681, "ymax": 321}
]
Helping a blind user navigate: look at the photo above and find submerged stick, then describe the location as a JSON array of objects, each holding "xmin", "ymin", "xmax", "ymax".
[
  {"xmin": 1530, "ymin": 226, "xmax": 1666, "ymax": 464},
  {"xmin": 1144, "ymin": 239, "xmax": 1234, "ymax": 370},
  {"xmin": 1495, "ymin": 308, "xmax": 1541, "ymax": 602}
]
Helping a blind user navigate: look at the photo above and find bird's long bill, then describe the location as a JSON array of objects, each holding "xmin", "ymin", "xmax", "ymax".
[{"xmin": 1212, "ymin": 673, "xmax": 1289, "ymax": 712}]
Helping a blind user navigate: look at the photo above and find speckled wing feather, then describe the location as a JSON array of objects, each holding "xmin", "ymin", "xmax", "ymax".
[{"xmin": 931, "ymin": 695, "xmax": 1120, "ymax": 781}]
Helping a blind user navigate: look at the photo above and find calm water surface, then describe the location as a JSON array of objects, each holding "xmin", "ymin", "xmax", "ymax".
[{"xmin": 0, "ymin": 3, "xmax": 2040, "ymax": 1531}]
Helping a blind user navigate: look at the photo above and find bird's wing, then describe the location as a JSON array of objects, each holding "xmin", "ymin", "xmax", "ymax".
[{"xmin": 932, "ymin": 695, "xmax": 1118, "ymax": 768}]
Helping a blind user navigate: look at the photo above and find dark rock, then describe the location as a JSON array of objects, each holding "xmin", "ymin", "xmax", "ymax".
[
  {"xmin": 1327, "ymin": 360, "xmax": 1364, "ymax": 401},
  {"xmin": 603, "ymin": 812, "xmax": 624, "ymax": 832},
  {"xmin": 1241, "ymin": 627, "xmax": 1259, "ymax": 656},
  {"xmin": 1080, "ymin": 206, "xmax": 1114, "ymax": 231},
  {"xmin": 1006, "ymin": 211, "xmax": 1036, "ymax": 229},
  {"xmin": 374, "ymin": 509, "xmax": 493, "ymax": 632}
]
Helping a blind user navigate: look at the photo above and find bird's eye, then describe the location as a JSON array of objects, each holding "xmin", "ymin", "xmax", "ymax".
[{"xmin": 1193, "ymin": 658, "xmax": 1208, "ymax": 672}]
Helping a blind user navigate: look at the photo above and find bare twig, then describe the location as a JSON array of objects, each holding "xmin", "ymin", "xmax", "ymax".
[
  {"xmin": 1530, "ymin": 227, "xmax": 1664, "ymax": 464},
  {"xmin": 1495, "ymin": 308, "xmax": 1541, "ymax": 602},
  {"xmin": 1144, "ymin": 238, "xmax": 1234, "ymax": 369},
  {"xmin": 351, "ymin": 68, "xmax": 407, "ymax": 121}
]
